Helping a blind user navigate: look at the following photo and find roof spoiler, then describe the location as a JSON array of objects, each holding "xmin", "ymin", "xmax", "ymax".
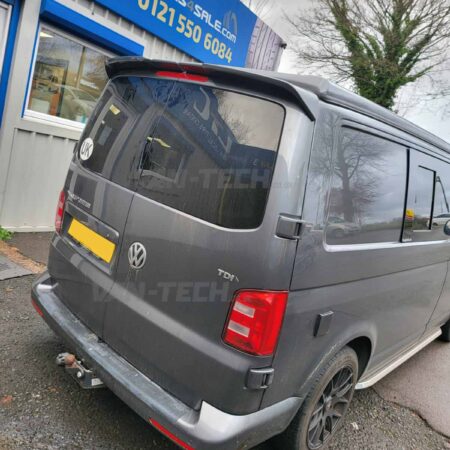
[{"xmin": 105, "ymin": 57, "xmax": 316, "ymax": 121}]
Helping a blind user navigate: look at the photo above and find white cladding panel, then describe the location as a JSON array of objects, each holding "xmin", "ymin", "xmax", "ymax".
[
  {"xmin": 2, "ymin": 128, "xmax": 76, "ymax": 230},
  {"xmin": 57, "ymin": 0, "xmax": 196, "ymax": 62}
]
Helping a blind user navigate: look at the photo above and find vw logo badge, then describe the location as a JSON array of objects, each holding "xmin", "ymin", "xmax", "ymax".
[
  {"xmin": 128, "ymin": 242, "xmax": 147, "ymax": 270},
  {"xmin": 79, "ymin": 137, "xmax": 94, "ymax": 161}
]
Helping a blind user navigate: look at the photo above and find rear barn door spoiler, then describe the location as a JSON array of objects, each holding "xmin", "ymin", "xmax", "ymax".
[{"xmin": 105, "ymin": 56, "xmax": 317, "ymax": 121}]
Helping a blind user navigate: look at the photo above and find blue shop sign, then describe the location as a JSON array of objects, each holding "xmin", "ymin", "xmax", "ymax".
[{"xmin": 94, "ymin": 0, "xmax": 266, "ymax": 67}]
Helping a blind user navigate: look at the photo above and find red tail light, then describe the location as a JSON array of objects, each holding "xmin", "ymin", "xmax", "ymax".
[
  {"xmin": 55, "ymin": 190, "xmax": 66, "ymax": 234},
  {"xmin": 155, "ymin": 70, "xmax": 208, "ymax": 83},
  {"xmin": 223, "ymin": 290, "xmax": 288, "ymax": 356},
  {"xmin": 149, "ymin": 419, "xmax": 194, "ymax": 450}
]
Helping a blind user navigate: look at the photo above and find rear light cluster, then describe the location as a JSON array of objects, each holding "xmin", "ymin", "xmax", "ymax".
[
  {"xmin": 223, "ymin": 290, "xmax": 288, "ymax": 356},
  {"xmin": 55, "ymin": 190, "xmax": 66, "ymax": 234}
]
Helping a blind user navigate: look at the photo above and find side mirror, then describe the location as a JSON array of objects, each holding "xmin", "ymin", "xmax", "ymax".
[{"xmin": 444, "ymin": 220, "xmax": 450, "ymax": 236}]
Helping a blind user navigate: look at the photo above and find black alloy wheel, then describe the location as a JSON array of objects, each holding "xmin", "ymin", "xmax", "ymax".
[
  {"xmin": 272, "ymin": 346, "xmax": 358, "ymax": 450},
  {"xmin": 307, "ymin": 366, "xmax": 354, "ymax": 449}
]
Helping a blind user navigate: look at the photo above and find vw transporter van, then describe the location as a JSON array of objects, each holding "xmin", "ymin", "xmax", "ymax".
[{"xmin": 32, "ymin": 57, "xmax": 450, "ymax": 450}]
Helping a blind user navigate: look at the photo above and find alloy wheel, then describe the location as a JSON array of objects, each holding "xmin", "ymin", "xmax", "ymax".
[{"xmin": 307, "ymin": 366, "xmax": 354, "ymax": 449}]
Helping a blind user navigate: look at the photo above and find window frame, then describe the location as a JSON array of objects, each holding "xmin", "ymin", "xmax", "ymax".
[{"xmin": 24, "ymin": 23, "xmax": 114, "ymax": 130}]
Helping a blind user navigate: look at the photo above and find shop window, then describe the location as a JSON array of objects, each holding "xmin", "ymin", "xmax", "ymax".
[{"xmin": 26, "ymin": 27, "xmax": 110, "ymax": 125}]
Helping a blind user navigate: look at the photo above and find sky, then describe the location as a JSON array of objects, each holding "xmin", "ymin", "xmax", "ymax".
[{"xmin": 257, "ymin": 0, "xmax": 450, "ymax": 144}]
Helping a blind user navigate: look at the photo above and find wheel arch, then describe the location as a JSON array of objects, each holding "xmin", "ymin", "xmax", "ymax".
[
  {"xmin": 291, "ymin": 328, "xmax": 376, "ymax": 402},
  {"xmin": 346, "ymin": 336, "xmax": 373, "ymax": 379}
]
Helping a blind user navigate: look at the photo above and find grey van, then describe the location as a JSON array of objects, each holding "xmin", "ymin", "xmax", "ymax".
[{"xmin": 32, "ymin": 57, "xmax": 450, "ymax": 450}]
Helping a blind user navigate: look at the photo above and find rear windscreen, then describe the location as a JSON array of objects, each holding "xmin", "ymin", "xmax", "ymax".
[{"xmin": 78, "ymin": 76, "xmax": 285, "ymax": 229}]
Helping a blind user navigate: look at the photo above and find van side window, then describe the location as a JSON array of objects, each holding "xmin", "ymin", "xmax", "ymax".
[
  {"xmin": 326, "ymin": 128, "xmax": 407, "ymax": 245},
  {"xmin": 410, "ymin": 167, "xmax": 435, "ymax": 231},
  {"xmin": 404, "ymin": 161, "xmax": 450, "ymax": 242},
  {"xmin": 433, "ymin": 175, "xmax": 450, "ymax": 220}
]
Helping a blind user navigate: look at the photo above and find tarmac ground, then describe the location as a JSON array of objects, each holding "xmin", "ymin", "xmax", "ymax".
[{"xmin": 0, "ymin": 233, "xmax": 449, "ymax": 449}]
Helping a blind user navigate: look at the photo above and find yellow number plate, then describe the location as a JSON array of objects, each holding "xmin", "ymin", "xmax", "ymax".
[{"xmin": 68, "ymin": 219, "xmax": 115, "ymax": 263}]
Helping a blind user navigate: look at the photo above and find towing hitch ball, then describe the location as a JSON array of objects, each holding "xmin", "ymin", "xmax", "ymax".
[
  {"xmin": 55, "ymin": 352, "xmax": 105, "ymax": 389},
  {"xmin": 56, "ymin": 352, "xmax": 76, "ymax": 367}
]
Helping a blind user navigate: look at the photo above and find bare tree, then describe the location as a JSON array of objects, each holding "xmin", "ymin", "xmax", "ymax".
[{"xmin": 286, "ymin": 0, "xmax": 450, "ymax": 110}]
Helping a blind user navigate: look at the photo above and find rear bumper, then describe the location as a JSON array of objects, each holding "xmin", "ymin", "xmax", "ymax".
[{"xmin": 31, "ymin": 272, "xmax": 301, "ymax": 450}]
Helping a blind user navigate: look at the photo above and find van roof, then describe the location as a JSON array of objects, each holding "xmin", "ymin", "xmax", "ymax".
[
  {"xmin": 270, "ymin": 72, "xmax": 450, "ymax": 155},
  {"xmin": 106, "ymin": 57, "xmax": 450, "ymax": 155}
]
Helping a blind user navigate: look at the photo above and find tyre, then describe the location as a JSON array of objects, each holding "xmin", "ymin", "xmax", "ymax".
[
  {"xmin": 274, "ymin": 347, "xmax": 358, "ymax": 450},
  {"xmin": 440, "ymin": 320, "xmax": 450, "ymax": 342}
]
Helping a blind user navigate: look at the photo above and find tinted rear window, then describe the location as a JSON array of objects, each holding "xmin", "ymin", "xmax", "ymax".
[
  {"xmin": 79, "ymin": 77, "xmax": 174, "ymax": 188},
  {"xmin": 78, "ymin": 76, "xmax": 285, "ymax": 229}
]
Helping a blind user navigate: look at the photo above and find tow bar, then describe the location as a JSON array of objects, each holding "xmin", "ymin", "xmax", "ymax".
[{"xmin": 56, "ymin": 353, "xmax": 105, "ymax": 389}]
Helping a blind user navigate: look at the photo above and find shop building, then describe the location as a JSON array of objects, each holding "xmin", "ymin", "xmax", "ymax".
[{"xmin": 0, "ymin": 0, "xmax": 283, "ymax": 230}]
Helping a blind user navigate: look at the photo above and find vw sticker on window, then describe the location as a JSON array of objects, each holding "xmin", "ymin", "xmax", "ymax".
[{"xmin": 79, "ymin": 138, "xmax": 94, "ymax": 161}]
